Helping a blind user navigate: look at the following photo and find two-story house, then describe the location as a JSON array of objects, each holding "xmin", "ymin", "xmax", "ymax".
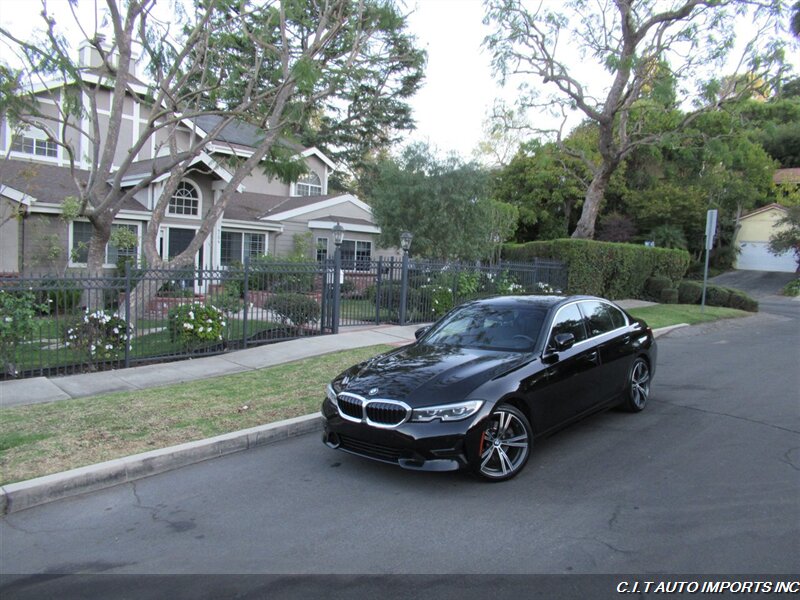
[{"xmin": 0, "ymin": 41, "xmax": 396, "ymax": 282}]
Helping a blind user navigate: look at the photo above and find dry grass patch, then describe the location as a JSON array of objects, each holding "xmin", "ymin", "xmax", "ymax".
[{"xmin": 0, "ymin": 344, "xmax": 394, "ymax": 485}]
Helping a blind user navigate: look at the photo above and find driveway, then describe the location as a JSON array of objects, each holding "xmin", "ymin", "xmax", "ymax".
[{"xmin": 711, "ymin": 270, "xmax": 796, "ymax": 298}]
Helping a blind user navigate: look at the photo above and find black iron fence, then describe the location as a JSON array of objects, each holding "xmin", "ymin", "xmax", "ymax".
[{"xmin": 0, "ymin": 257, "xmax": 566, "ymax": 379}]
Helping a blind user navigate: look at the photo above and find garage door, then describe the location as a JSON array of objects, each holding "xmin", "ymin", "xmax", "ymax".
[{"xmin": 736, "ymin": 242, "xmax": 797, "ymax": 273}]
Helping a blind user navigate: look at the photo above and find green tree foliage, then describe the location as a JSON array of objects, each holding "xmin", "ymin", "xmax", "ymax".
[
  {"xmin": 368, "ymin": 144, "xmax": 516, "ymax": 261},
  {"xmin": 1, "ymin": 0, "xmax": 423, "ymax": 317},
  {"xmin": 768, "ymin": 206, "xmax": 800, "ymax": 270},
  {"xmin": 484, "ymin": 0, "xmax": 788, "ymax": 239},
  {"xmin": 490, "ymin": 142, "xmax": 586, "ymax": 241}
]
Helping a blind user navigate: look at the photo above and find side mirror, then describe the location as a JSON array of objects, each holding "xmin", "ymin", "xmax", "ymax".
[
  {"xmin": 553, "ymin": 332, "xmax": 575, "ymax": 352},
  {"xmin": 414, "ymin": 326, "xmax": 431, "ymax": 340}
]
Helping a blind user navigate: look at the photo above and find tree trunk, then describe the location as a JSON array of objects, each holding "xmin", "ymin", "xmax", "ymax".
[
  {"xmin": 84, "ymin": 222, "xmax": 112, "ymax": 311},
  {"xmin": 571, "ymin": 165, "xmax": 615, "ymax": 240},
  {"xmin": 124, "ymin": 254, "xmax": 196, "ymax": 331}
]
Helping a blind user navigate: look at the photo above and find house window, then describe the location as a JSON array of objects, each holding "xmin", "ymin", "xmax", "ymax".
[
  {"xmin": 220, "ymin": 231, "xmax": 266, "ymax": 266},
  {"xmin": 71, "ymin": 221, "xmax": 139, "ymax": 265},
  {"xmin": 168, "ymin": 181, "xmax": 200, "ymax": 216},
  {"xmin": 316, "ymin": 237, "xmax": 328, "ymax": 262},
  {"xmin": 11, "ymin": 134, "xmax": 57, "ymax": 158},
  {"xmin": 296, "ymin": 172, "xmax": 322, "ymax": 197},
  {"xmin": 340, "ymin": 240, "xmax": 371, "ymax": 271}
]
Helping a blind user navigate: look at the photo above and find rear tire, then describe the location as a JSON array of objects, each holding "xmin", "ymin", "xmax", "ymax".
[
  {"xmin": 622, "ymin": 357, "xmax": 650, "ymax": 412},
  {"xmin": 472, "ymin": 404, "xmax": 532, "ymax": 482}
]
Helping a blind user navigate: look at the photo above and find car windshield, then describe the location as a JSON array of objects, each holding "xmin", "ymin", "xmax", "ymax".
[{"xmin": 423, "ymin": 303, "xmax": 547, "ymax": 352}]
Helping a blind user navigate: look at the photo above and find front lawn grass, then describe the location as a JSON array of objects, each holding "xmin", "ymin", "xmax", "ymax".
[
  {"xmin": 626, "ymin": 304, "xmax": 751, "ymax": 329},
  {"xmin": 0, "ymin": 344, "xmax": 394, "ymax": 485}
]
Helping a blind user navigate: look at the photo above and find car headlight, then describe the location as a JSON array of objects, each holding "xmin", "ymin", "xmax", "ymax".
[
  {"xmin": 411, "ymin": 400, "xmax": 484, "ymax": 423},
  {"xmin": 326, "ymin": 383, "xmax": 339, "ymax": 408}
]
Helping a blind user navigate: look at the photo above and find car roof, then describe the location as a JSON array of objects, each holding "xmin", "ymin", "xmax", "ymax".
[{"xmin": 470, "ymin": 295, "xmax": 568, "ymax": 308}]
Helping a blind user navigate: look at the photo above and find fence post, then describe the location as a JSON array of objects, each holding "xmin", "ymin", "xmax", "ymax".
[
  {"xmin": 333, "ymin": 247, "xmax": 342, "ymax": 334},
  {"xmin": 319, "ymin": 261, "xmax": 328, "ymax": 334},
  {"xmin": 242, "ymin": 257, "xmax": 250, "ymax": 348},
  {"xmin": 375, "ymin": 257, "xmax": 383, "ymax": 325},
  {"xmin": 124, "ymin": 261, "xmax": 131, "ymax": 369},
  {"xmin": 399, "ymin": 251, "xmax": 409, "ymax": 326}
]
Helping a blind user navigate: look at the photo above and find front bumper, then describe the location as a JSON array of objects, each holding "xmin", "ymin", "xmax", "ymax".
[{"xmin": 321, "ymin": 398, "xmax": 482, "ymax": 472}]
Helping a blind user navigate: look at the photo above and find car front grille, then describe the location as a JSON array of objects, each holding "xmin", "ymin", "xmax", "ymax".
[
  {"xmin": 336, "ymin": 393, "xmax": 410, "ymax": 428},
  {"xmin": 365, "ymin": 402, "xmax": 407, "ymax": 426},
  {"xmin": 338, "ymin": 434, "xmax": 405, "ymax": 463},
  {"xmin": 337, "ymin": 394, "xmax": 363, "ymax": 420}
]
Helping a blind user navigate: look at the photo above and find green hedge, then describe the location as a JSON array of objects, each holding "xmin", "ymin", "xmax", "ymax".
[
  {"xmin": 676, "ymin": 280, "xmax": 758, "ymax": 312},
  {"xmin": 503, "ymin": 239, "xmax": 690, "ymax": 299}
]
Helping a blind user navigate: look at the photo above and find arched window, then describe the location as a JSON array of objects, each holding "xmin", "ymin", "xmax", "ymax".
[
  {"xmin": 168, "ymin": 181, "xmax": 200, "ymax": 216},
  {"xmin": 296, "ymin": 172, "xmax": 322, "ymax": 197}
]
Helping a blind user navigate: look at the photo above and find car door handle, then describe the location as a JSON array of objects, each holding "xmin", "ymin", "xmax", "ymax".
[{"xmin": 585, "ymin": 351, "xmax": 599, "ymax": 364}]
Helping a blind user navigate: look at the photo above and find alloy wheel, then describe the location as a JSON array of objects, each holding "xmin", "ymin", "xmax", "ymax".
[
  {"xmin": 629, "ymin": 359, "xmax": 650, "ymax": 410},
  {"xmin": 476, "ymin": 405, "xmax": 531, "ymax": 481}
]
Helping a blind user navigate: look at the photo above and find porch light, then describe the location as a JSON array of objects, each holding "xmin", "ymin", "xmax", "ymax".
[
  {"xmin": 400, "ymin": 231, "xmax": 413, "ymax": 253},
  {"xmin": 333, "ymin": 222, "xmax": 345, "ymax": 246}
]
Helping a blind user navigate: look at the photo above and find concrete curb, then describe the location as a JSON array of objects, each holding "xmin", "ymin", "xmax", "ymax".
[
  {"xmin": 0, "ymin": 324, "xmax": 685, "ymax": 516},
  {"xmin": 0, "ymin": 413, "xmax": 323, "ymax": 516}
]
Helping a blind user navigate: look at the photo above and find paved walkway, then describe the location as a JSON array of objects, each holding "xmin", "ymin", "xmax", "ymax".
[{"xmin": 0, "ymin": 324, "xmax": 423, "ymax": 408}]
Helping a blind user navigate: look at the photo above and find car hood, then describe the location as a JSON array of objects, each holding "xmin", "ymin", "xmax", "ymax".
[{"xmin": 337, "ymin": 343, "xmax": 530, "ymax": 407}]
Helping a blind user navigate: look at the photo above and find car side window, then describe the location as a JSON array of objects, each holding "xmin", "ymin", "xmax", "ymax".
[
  {"xmin": 547, "ymin": 304, "xmax": 587, "ymax": 349},
  {"xmin": 581, "ymin": 301, "xmax": 627, "ymax": 337}
]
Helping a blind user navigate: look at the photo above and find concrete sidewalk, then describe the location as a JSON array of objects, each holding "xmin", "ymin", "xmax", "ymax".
[{"xmin": 0, "ymin": 324, "xmax": 423, "ymax": 408}]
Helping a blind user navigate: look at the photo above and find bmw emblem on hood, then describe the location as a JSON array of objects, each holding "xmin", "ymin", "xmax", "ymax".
[{"xmin": 368, "ymin": 387, "xmax": 379, "ymax": 396}]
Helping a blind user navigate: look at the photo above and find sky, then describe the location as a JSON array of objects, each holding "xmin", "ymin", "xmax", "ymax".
[{"xmin": 1, "ymin": 0, "xmax": 797, "ymax": 161}]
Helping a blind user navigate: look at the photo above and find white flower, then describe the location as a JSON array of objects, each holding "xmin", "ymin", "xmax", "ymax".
[
  {"xmin": 220, "ymin": 321, "xmax": 226, "ymax": 327},
  {"xmin": 113, "ymin": 327, "xmax": 119, "ymax": 334},
  {"xmin": 90, "ymin": 344, "xmax": 96, "ymax": 353},
  {"xmin": 105, "ymin": 344, "xmax": 113, "ymax": 350},
  {"xmin": 4, "ymin": 316, "xmax": 12, "ymax": 322},
  {"xmin": 65, "ymin": 341, "xmax": 71, "ymax": 347},
  {"xmin": 183, "ymin": 322, "xmax": 194, "ymax": 330},
  {"xmin": 188, "ymin": 311, "xmax": 194, "ymax": 320}
]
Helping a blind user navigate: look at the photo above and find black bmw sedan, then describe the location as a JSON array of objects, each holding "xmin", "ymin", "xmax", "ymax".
[{"xmin": 322, "ymin": 295, "xmax": 656, "ymax": 481}]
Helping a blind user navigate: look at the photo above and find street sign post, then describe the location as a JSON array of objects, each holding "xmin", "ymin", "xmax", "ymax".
[{"xmin": 700, "ymin": 209, "xmax": 718, "ymax": 313}]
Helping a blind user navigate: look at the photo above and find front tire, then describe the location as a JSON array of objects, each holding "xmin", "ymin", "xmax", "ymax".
[
  {"xmin": 623, "ymin": 357, "xmax": 650, "ymax": 412},
  {"xmin": 472, "ymin": 404, "xmax": 532, "ymax": 482}
]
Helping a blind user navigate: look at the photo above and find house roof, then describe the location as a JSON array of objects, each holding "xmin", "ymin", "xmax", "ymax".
[
  {"xmin": 224, "ymin": 193, "xmax": 289, "ymax": 222},
  {"xmin": 262, "ymin": 193, "xmax": 372, "ymax": 222},
  {"xmin": 773, "ymin": 168, "xmax": 800, "ymax": 184},
  {"xmin": 117, "ymin": 153, "xmax": 242, "ymax": 190},
  {"xmin": 739, "ymin": 203, "xmax": 788, "ymax": 220},
  {"xmin": 260, "ymin": 194, "xmax": 343, "ymax": 218},
  {"xmin": 189, "ymin": 116, "xmax": 337, "ymax": 170},
  {"xmin": 0, "ymin": 159, "xmax": 147, "ymax": 212}
]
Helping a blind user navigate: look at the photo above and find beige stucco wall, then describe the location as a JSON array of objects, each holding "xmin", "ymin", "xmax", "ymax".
[{"xmin": 734, "ymin": 207, "xmax": 788, "ymax": 244}]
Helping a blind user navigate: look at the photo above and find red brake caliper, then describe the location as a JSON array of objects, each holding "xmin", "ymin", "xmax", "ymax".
[{"xmin": 479, "ymin": 431, "xmax": 487, "ymax": 456}]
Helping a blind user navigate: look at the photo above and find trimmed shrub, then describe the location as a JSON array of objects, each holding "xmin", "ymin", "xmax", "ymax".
[
  {"xmin": 503, "ymin": 239, "xmax": 690, "ymax": 299},
  {"xmin": 66, "ymin": 309, "xmax": 130, "ymax": 362},
  {"xmin": 249, "ymin": 255, "xmax": 316, "ymax": 293},
  {"xmin": 784, "ymin": 279, "xmax": 800, "ymax": 297},
  {"xmin": 660, "ymin": 288, "xmax": 679, "ymax": 304},
  {"xmin": 727, "ymin": 290, "xmax": 758, "ymax": 312},
  {"xmin": 168, "ymin": 302, "xmax": 226, "ymax": 347},
  {"xmin": 704, "ymin": 285, "xmax": 731, "ymax": 307},
  {"xmin": 35, "ymin": 278, "xmax": 82, "ymax": 315},
  {"xmin": 264, "ymin": 293, "xmax": 320, "ymax": 326},
  {"xmin": 678, "ymin": 280, "xmax": 703, "ymax": 304},
  {"xmin": 645, "ymin": 276, "xmax": 672, "ymax": 300}
]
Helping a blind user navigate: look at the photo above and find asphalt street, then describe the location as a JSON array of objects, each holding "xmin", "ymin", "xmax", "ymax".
[{"xmin": 1, "ymin": 298, "xmax": 798, "ymax": 581}]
